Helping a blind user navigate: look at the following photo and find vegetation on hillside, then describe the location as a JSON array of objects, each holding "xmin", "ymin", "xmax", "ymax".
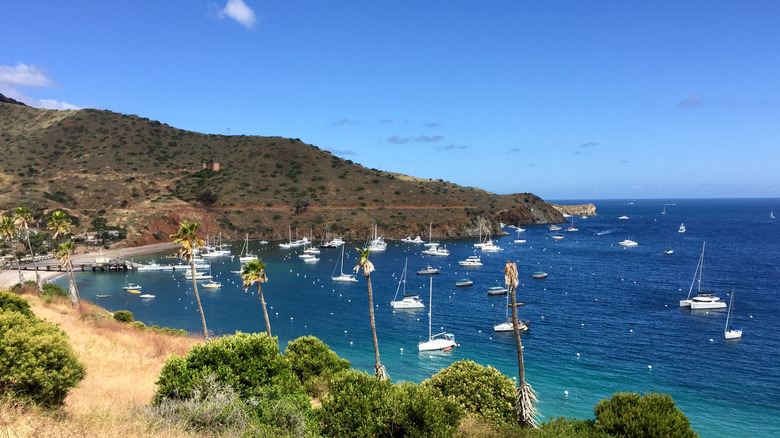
[{"xmin": 0, "ymin": 102, "xmax": 563, "ymax": 246}]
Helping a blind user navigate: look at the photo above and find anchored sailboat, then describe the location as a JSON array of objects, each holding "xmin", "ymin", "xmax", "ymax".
[
  {"xmin": 418, "ymin": 277, "xmax": 458, "ymax": 352},
  {"xmin": 331, "ymin": 245, "xmax": 357, "ymax": 282}
]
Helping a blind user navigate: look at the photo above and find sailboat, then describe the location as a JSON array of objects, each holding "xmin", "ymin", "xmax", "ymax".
[
  {"xmin": 331, "ymin": 245, "xmax": 357, "ymax": 282},
  {"xmin": 202, "ymin": 263, "xmax": 222, "ymax": 289},
  {"xmin": 771, "ymin": 211, "xmax": 776, "ymax": 219},
  {"xmin": 566, "ymin": 216, "xmax": 578, "ymax": 232},
  {"xmin": 418, "ymin": 277, "xmax": 458, "ymax": 352},
  {"xmin": 678, "ymin": 223, "xmax": 686, "ymax": 233},
  {"xmin": 680, "ymin": 242, "xmax": 727, "ymax": 309},
  {"xmin": 724, "ymin": 289, "xmax": 743, "ymax": 339},
  {"xmin": 391, "ymin": 259, "xmax": 424, "ymax": 309},
  {"xmin": 664, "ymin": 236, "xmax": 674, "ymax": 254},
  {"xmin": 662, "ymin": 205, "xmax": 666, "ymax": 215},
  {"xmin": 238, "ymin": 234, "xmax": 257, "ymax": 262},
  {"xmin": 424, "ymin": 222, "xmax": 439, "ymax": 247},
  {"xmin": 494, "ymin": 291, "xmax": 528, "ymax": 332}
]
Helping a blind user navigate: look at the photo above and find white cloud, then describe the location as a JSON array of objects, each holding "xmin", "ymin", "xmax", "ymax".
[
  {"xmin": 219, "ymin": 0, "xmax": 256, "ymax": 29},
  {"xmin": 0, "ymin": 62, "xmax": 79, "ymax": 110}
]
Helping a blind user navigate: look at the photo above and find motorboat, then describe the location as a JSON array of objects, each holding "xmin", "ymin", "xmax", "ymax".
[
  {"xmin": 458, "ymin": 255, "xmax": 483, "ymax": 267},
  {"xmin": 401, "ymin": 235, "xmax": 424, "ymax": 244},
  {"xmin": 531, "ymin": 271, "xmax": 547, "ymax": 279},
  {"xmin": 487, "ymin": 286, "xmax": 507, "ymax": 295},
  {"xmin": 514, "ymin": 239, "xmax": 527, "ymax": 244},
  {"xmin": 619, "ymin": 239, "xmax": 638, "ymax": 247},
  {"xmin": 139, "ymin": 294, "xmax": 156, "ymax": 299},
  {"xmin": 690, "ymin": 292, "xmax": 726, "ymax": 310},
  {"xmin": 331, "ymin": 245, "xmax": 358, "ymax": 282},
  {"xmin": 418, "ymin": 277, "xmax": 457, "ymax": 351},
  {"xmin": 202, "ymin": 281, "xmax": 222, "ymax": 289},
  {"xmin": 391, "ymin": 260, "xmax": 425, "ymax": 310},
  {"xmin": 551, "ymin": 235, "xmax": 564, "ymax": 240},
  {"xmin": 422, "ymin": 245, "xmax": 450, "ymax": 256},
  {"xmin": 416, "ymin": 265, "xmax": 440, "ymax": 275},
  {"xmin": 619, "ymin": 215, "xmax": 630, "ymax": 220},
  {"xmin": 481, "ymin": 242, "xmax": 503, "ymax": 252},
  {"xmin": 548, "ymin": 224, "xmax": 562, "ymax": 231},
  {"xmin": 122, "ymin": 283, "xmax": 142, "ymax": 291},
  {"xmin": 679, "ymin": 223, "xmax": 686, "ymax": 233},
  {"xmin": 455, "ymin": 278, "xmax": 473, "ymax": 287}
]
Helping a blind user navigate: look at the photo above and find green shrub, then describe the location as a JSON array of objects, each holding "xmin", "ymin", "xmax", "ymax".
[
  {"xmin": 113, "ymin": 310, "xmax": 134, "ymax": 323},
  {"xmin": 284, "ymin": 335, "xmax": 350, "ymax": 396},
  {"xmin": 529, "ymin": 417, "xmax": 607, "ymax": 438},
  {"xmin": 0, "ymin": 311, "xmax": 86, "ymax": 408},
  {"xmin": 422, "ymin": 359, "xmax": 516, "ymax": 425},
  {"xmin": 40, "ymin": 283, "xmax": 68, "ymax": 299},
  {"xmin": 153, "ymin": 332, "xmax": 309, "ymax": 420},
  {"xmin": 593, "ymin": 392, "xmax": 698, "ymax": 438},
  {"xmin": 319, "ymin": 369, "xmax": 460, "ymax": 438},
  {"xmin": 130, "ymin": 321, "xmax": 147, "ymax": 330},
  {"xmin": 0, "ymin": 291, "xmax": 34, "ymax": 318}
]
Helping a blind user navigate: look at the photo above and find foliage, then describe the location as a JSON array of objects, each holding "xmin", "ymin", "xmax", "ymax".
[
  {"xmin": 153, "ymin": 331, "xmax": 308, "ymax": 410},
  {"xmin": 423, "ymin": 359, "xmax": 517, "ymax": 426},
  {"xmin": 0, "ymin": 310, "xmax": 86, "ymax": 408},
  {"xmin": 529, "ymin": 417, "xmax": 607, "ymax": 438},
  {"xmin": 0, "ymin": 290, "xmax": 34, "ymax": 318},
  {"xmin": 593, "ymin": 392, "xmax": 699, "ymax": 438},
  {"xmin": 40, "ymin": 282, "xmax": 68, "ymax": 299},
  {"xmin": 319, "ymin": 369, "xmax": 460, "ymax": 438},
  {"xmin": 284, "ymin": 335, "xmax": 350, "ymax": 396},
  {"xmin": 113, "ymin": 310, "xmax": 134, "ymax": 323}
]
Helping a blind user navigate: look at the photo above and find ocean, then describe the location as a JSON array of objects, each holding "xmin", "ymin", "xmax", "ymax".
[{"xmin": 58, "ymin": 198, "xmax": 780, "ymax": 437}]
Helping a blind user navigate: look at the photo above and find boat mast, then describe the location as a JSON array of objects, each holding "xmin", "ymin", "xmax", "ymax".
[
  {"xmin": 428, "ymin": 277, "xmax": 433, "ymax": 341},
  {"xmin": 725, "ymin": 288, "xmax": 735, "ymax": 332}
]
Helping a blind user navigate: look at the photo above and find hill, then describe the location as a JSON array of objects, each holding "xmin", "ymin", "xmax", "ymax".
[{"xmin": 0, "ymin": 99, "xmax": 563, "ymax": 245}]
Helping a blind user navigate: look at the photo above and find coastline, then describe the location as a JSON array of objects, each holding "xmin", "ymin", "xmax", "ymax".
[{"xmin": 0, "ymin": 242, "xmax": 178, "ymax": 290}]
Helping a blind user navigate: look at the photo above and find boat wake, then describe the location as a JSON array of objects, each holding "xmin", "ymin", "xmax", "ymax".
[{"xmin": 595, "ymin": 229, "xmax": 615, "ymax": 236}]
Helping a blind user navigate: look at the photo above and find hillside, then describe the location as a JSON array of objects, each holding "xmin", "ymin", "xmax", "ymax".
[{"xmin": 0, "ymin": 100, "xmax": 564, "ymax": 245}]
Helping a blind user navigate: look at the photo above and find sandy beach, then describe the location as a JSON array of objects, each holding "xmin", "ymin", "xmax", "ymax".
[{"xmin": 0, "ymin": 242, "xmax": 178, "ymax": 290}]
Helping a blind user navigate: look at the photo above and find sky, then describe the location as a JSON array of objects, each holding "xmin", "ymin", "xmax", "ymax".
[{"xmin": 2, "ymin": 1, "xmax": 779, "ymax": 200}]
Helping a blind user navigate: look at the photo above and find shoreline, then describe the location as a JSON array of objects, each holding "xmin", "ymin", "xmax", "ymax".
[{"xmin": 0, "ymin": 242, "xmax": 178, "ymax": 290}]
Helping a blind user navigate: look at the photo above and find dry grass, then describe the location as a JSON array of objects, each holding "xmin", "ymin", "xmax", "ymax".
[{"xmin": 1, "ymin": 289, "xmax": 201, "ymax": 438}]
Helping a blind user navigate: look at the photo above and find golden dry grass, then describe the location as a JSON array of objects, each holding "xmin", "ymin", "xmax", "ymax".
[{"xmin": 1, "ymin": 288, "xmax": 201, "ymax": 438}]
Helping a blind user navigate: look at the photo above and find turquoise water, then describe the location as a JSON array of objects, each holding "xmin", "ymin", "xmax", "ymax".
[{"xmin": 59, "ymin": 199, "xmax": 780, "ymax": 437}]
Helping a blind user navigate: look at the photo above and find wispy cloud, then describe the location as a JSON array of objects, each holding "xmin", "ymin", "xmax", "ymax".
[
  {"xmin": 415, "ymin": 135, "xmax": 443, "ymax": 142},
  {"xmin": 329, "ymin": 118, "xmax": 359, "ymax": 127},
  {"xmin": 324, "ymin": 147, "xmax": 355, "ymax": 156},
  {"xmin": 218, "ymin": 0, "xmax": 256, "ymax": 29},
  {"xmin": 424, "ymin": 122, "xmax": 441, "ymax": 128},
  {"xmin": 678, "ymin": 93, "xmax": 704, "ymax": 109},
  {"xmin": 0, "ymin": 62, "xmax": 78, "ymax": 110},
  {"xmin": 507, "ymin": 148, "xmax": 521, "ymax": 153},
  {"xmin": 579, "ymin": 142, "xmax": 599, "ymax": 148},
  {"xmin": 438, "ymin": 144, "xmax": 467, "ymax": 151},
  {"xmin": 388, "ymin": 136, "xmax": 412, "ymax": 144},
  {"xmin": 380, "ymin": 119, "xmax": 394, "ymax": 124}
]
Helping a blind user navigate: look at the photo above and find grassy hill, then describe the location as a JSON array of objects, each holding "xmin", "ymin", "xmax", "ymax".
[{"xmin": 0, "ymin": 101, "xmax": 563, "ymax": 245}]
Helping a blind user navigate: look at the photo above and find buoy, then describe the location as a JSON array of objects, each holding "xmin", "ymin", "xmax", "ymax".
[
  {"xmin": 629, "ymin": 329, "xmax": 633, "ymax": 333},
  {"xmin": 564, "ymin": 391, "xmax": 569, "ymax": 395},
  {"xmin": 648, "ymin": 365, "xmax": 652, "ymax": 369},
  {"xmin": 576, "ymin": 353, "xmax": 580, "ymax": 357},
  {"xmin": 400, "ymin": 348, "xmax": 403, "ymax": 352}
]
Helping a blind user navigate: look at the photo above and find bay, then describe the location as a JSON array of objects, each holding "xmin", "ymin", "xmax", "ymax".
[{"xmin": 58, "ymin": 198, "xmax": 780, "ymax": 438}]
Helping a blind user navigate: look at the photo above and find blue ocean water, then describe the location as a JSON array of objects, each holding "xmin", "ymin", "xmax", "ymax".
[{"xmin": 58, "ymin": 198, "xmax": 780, "ymax": 437}]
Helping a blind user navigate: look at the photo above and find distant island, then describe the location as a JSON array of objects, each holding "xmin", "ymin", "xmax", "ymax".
[{"xmin": 0, "ymin": 96, "xmax": 569, "ymax": 245}]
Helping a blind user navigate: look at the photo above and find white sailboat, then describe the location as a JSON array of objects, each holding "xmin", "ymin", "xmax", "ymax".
[
  {"xmin": 418, "ymin": 277, "xmax": 458, "ymax": 352},
  {"xmin": 681, "ymin": 243, "xmax": 705, "ymax": 307},
  {"xmin": 391, "ymin": 259, "xmax": 424, "ymax": 309},
  {"xmin": 724, "ymin": 289, "xmax": 742, "ymax": 340},
  {"xmin": 238, "ymin": 234, "xmax": 257, "ymax": 262},
  {"xmin": 494, "ymin": 292, "xmax": 528, "ymax": 332},
  {"xmin": 331, "ymin": 245, "xmax": 357, "ymax": 282},
  {"xmin": 681, "ymin": 242, "xmax": 727, "ymax": 309},
  {"xmin": 678, "ymin": 223, "xmax": 686, "ymax": 233},
  {"xmin": 424, "ymin": 222, "xmax": 439, "ymax": 247}
]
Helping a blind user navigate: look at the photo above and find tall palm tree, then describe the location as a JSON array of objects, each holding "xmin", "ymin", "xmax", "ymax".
[
  {"xmin": 56, "ymin": 242, "xmax": 80, "ymax": 307},
  {"xmin": 241, "ymin": 258, "xmax": 271, "ymax": 336},
  {"xmin": 0, "ymin": 215, "xmax": 25, "ymax": 285},
  {"xmin": 171, "ymin": 220, "xmax": 209, "ymax": 341},
  {"xmin": 505, "ymin": 261, "xmax": 538, "ymax": 428},
  {"xmin": 14, "ymin": 207, "xmax": 42, "ymax": 291},
  {"xmin": 47, "ymin": 211, "xmax": 72, "ymax": 242},
  {"xmin": 354, "ymin": 247, "xmax": 388, "ymax": 380}
]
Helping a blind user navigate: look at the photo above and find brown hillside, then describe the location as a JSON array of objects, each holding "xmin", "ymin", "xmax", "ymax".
[{"xmin": 0, "ymin": 102, "xmax": 563, "ymax": 245}]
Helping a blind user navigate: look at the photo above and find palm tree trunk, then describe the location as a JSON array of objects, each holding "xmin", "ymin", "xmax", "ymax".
[
  {"xmin": 24, "ymin": 231, "xmax": 42, "ymax": 291},
  {"xmin": 509, "ymin": 284, "xmax": 524, "ymax": 385},
  {"xmin": 190, "ymin": 259, "xmax": 209, "ymax": 340},
  {"xmin": 258, "ymin": 284, "xmax": 272, "ymax": 336},
  {"xmin": 14, "ymin": 250, "xmax": 25, "ymax": 286},
  {"xmin": 66, "ymin": 261, "xmax": 80, "ymax": 307},
  {"xmin": 366, "ymin": 273, "xmax": 387, "ymax": 379},
  {"xmin": 509, "ymin": 283, "xmax": 537, "ymax": 427}
]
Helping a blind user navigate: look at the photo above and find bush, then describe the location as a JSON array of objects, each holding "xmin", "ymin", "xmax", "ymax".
[
  {"xmin": 423, "ymin": 359, "xmax": 516, "ymax": 425},
  {"xmin": 113, "ymin": 310, "xmax": 134, "ymax": 322},
  {"xmin": 284, "ymin": 335, "xmax": 350, "ymax": 396},
  {"xmin": 40, "ymin": 283, "xmax": 68, "ymax": 299},
  {"xmin": 0, "ymin": 291, "xmax": 34, "ymax": 318},
  {"xmin": 0, "ymin": 311, "xmax": 86, "ymax": 408},
  {"xmin": 593, "ymin": 392, "xmax": 698, "ymax": 438},
  {"xmin": 153, "ymin": 331, "xmax": 310, "ymax": 422},
  {"xmin": 319, "ymin": 369, "xmax": 460, "ymax": 438}
]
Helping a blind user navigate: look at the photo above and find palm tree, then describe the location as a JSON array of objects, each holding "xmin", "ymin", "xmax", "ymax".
[
  {"xmin": 47, "ymin": 211, "xmax": 72, "ymax": 242},
  {"xmin": 241, "ymin": 258, "xmax": 271, "ymax": 336},
  {"xmin": 171, "ymin": 220, "xmax": 209, "ymax": 341},
  {"xmin": 505, "ymin": 261, "xmax": 538, "ymax": 428},
  {"xmin": 56, "ymin": 242, "xmax": 81, "ymax": 307},
  {"xmin": 14, "ymin": 207, "xmax": 42, "ymax": 291},
  {"xmin": 354, "ymin": 247, "xmax": 388, "ymax": 380},
  {"xmin": 0, "ymin": 215, "xmax": 25, "ymax": 285}
]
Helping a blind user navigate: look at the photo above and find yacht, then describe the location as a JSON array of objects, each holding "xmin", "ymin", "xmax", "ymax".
[
  {"xmin": 401, "ymin": 235, "xmax": 425, "ymax": 244},
  {"xmin": 458, "ymin": 255, "xmax": 483, "ymax": 267},
  {"xmin": 416, "ymin": 265, "xmax": 440, "ymax": 275},
  {"xmin": 531, "ymin": 271, "xmax": 547, "ymax": 279},
  {"xmin": 481, "ymin": 242, "xmax": 503, "ymax": 252},
  {"xmin": 678, "ymin": 223, "xmax": 686, "ymax": 233},
  {"xmin": 422, "ymin": 245, "xmax": 450, "ymax": 256},
  {"xmin": 202, "ymin": 281, "xmax": 222, "ymax": 289},
  {"xmin": 551, "ymin": 235, "xmax": 564, "ymax": 240},
  {"xmin": 690, "ymin": 292, "xmax": 727, "ymax": 310},
  {"xmin": 548, "ymin": 224, "xmax": 562, "ymax": 231},
  {"xmin": 619, "ymin": 239, "xmax": 638, "ymax": 247},
  {"xmin": 487, "ymin": 286, "xmax": 508, "ymax": 296},
  {"xmin": 455, "ymin": 278, "xmax": 473, "ymax": 287}
]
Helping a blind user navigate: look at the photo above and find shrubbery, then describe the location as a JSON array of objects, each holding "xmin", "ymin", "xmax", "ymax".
[
  {"xmin": 284, "ymin": 335, "xmax": 350, "ymax": 396},
  {"xmin": 0, "ymin": 309, "xmax": 86, "ymax": 407},
  {"xmin": 423, "ymin": 359, "xmax": 517, "ymax": 425},
  {"xmin": 593, "ymin": 392, "xmax": 699, "ymax": 438},
  {"xmin": 318, "ymin": 369, "xmax": 460, "ymax": 437},
  {"xmin": 40, "ymin": 283, "xmax": 68, "ymax": 300},
  {"xmin": 112, "ymin": 310, "xmax": 134, "ymax": 322},
  {"xmin": 0, "ymin": 290, "xmax": 34, "ymax": 318}
]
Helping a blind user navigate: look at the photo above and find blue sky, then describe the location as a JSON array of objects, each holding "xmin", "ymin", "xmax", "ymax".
[{"xmin": 2, "ymin": 1, "xmax": 779, "ymax": 200}]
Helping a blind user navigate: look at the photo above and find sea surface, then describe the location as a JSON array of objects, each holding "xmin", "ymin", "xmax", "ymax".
[{"xmin": 58, "ymin": 198, "xmax": 780, "ymax": 437}]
